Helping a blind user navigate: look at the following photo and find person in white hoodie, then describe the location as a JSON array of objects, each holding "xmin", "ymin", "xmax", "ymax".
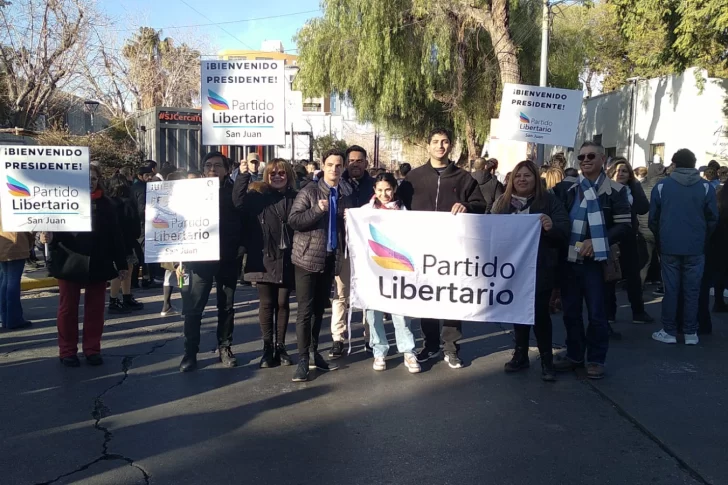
[{"xmin": 362, "ymin": 172, "xmax": 421, "ymax": 374}]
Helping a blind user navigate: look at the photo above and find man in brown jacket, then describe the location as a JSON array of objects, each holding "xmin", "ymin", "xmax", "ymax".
[{"xmin": 0, "ymin": 221, "xmax": 33, "ymax": 330}]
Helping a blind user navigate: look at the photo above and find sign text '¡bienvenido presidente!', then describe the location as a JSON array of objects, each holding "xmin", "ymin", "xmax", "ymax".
[
  {"xmin": 379, "ymin": 255, "xmax": 517, "ymax": 306},
  {"xmin": 4, "ymin": 148, "xmax": 86, "ymax": 171}
]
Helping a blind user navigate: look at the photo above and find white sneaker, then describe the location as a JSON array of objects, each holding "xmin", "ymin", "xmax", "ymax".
[
  {"xmin": 373, "ymin": 357, "xmax": 386, "ymax": 371},
  {"xmin": 404, "ymin": 353, "xmax": 421, "ymax": 374},
  {"xmin": 652, "ymin": 329, "xmax": 677, "ymax": 344},
  {"xmin": 160, "ymin": 305, "xmax": 179, "ymax": 316},
  {"xmin": 684, "ymin": 334, "xmax": 699, "ymax": 345}
]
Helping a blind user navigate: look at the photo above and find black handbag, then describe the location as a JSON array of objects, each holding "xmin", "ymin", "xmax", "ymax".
[{"xmin": 48, "ymin": 242, "xmax": 90, "ymax": 282}]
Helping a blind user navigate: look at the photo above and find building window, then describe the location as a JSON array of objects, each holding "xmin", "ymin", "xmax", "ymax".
[
  {"xmin": 650, "ymin": 143, "xmax": 665, "ymax": 163},
  {"xmin": 593, "ymin": 134, "xmax": 603, "ymax": 145},
  {"xmin": 303, "ymin": 103, "xmax": 321, "ymax": 112},
  {"xmin": 605, "ymin": 147, "xmax": 617, "ymax": 159}
]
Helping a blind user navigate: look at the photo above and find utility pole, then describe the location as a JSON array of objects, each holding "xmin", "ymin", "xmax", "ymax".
[{"xmin": 536, "ymin": 0, "xmax": 550, "ymax": 165}]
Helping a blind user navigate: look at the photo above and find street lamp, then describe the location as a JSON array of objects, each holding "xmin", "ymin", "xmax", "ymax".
[
  {"xmin": 84, "ymin": 100, "xmax": 100, "ymax": 134},
  {"xmin": 284, "ymin": 66, "xmax": 301, "ymax": 161}
]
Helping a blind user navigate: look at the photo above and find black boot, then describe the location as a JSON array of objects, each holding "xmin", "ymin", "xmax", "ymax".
[
  {"xmin": 504, "ymin": 346, "xmax": 530, "ymax": 373},
  {"xmin": 541, "ymin": 353, "xmax": 556, "ymax": 382},
  {"xmin": 259, "ymin": 343, "xmax": 275, "ymax": 368},
  {"xmin": 179, "ymin": 354, "xmax": 197, "ymax": 372},
  {"xmin": 275, "ymin": 342, "xmax": 293, "ymax": 366},
  {"xmin": 108, "ymin": 297, "xmax": 131, "ymax": 314},
  {"xmin": 123, "ymin": 294, "xmax": 144, "ymax": 311}
]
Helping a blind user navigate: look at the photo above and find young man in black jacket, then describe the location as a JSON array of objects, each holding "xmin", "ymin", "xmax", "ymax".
[
  {"xmin": 178, "ymin": 152, "xmax": 244, "ymax": 372},
  {"xmin": 398, "ymin": 128, "xmax": 487, "ymax": 369},
  {"xmin": 289, "ymin": 149, "xmax": 353, "ymax": 382},
  {"xmin": 329, "ymin": 145, "xmax": 376, "ymax": 358},
  {"xmin": 471, "ymin": 157, "xmax": 504, "ymax": 213}
]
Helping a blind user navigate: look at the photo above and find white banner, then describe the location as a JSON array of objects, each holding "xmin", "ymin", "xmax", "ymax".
[
  {"xmin": 347, "ymin": 210, "xmax": 541, "ymax": 324},
  {"xmin": 144, "ymin": 178, "xmax": 220, "ymax": 263},
  {"xmin": 0, "ymin": 145, "xmax": 91, "ymax": 232},
  {"xmin": 497, "ymin": 83, "xmax": 583, "ymax": 147},
  {"xmin": 201, "ymin": 60, "xmax": 285, "ymax": 146}
]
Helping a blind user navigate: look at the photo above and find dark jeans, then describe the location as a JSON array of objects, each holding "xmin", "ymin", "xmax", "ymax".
[
  {"xmin": 0, "ymin": 259, "xmax": 26, "ymax": 328},
  {"xmin": 662, "ymin": 254, "xmax": 705, "ymax": 336},
  {"xmin": 258, "ymin": 282, "xmax": 291, "ymax": 345},
  {"xmin": 180, "ymin": 267, "xmax": 237, "ymax": 355},
  {"xmin": 560, "ymin": 260, "xmax": 609, "ymax": 365},
  {"xmin": 514, "ymin": 290, "xmax": 552, "ymax": 357},
  {"xmin": 295, "ymin": 256, "xmax": 336, "ymax": 358},
  {"xmin": 605, "ymin": 236, "xmax": 645, "ymax": 319},
  {"xmin": 420, "ymin": 319, "xmax": 462, "ymax": 354}
]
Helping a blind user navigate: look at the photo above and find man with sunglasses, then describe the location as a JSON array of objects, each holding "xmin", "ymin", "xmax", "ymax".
[
  {"xmin": 551, "ymin": 141, "xmax": 631, "ymax": 379},
  {"xmin": 178, "ymin": 151, "xmax": 244, "ymax": 372}
]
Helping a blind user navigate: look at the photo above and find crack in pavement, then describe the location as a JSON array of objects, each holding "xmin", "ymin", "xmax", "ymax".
[
  {"xmin": 35, "ymin": 333, "xmax": 180, "ymax": 485},
  {"xmin": 585, "ymin": 381, "xmax": 713, "ymax": 485}
]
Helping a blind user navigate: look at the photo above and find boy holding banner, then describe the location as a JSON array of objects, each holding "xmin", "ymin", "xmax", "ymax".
[{"xmin": 398, "ymin": 128, "xmax": 487, "ymax": 369}]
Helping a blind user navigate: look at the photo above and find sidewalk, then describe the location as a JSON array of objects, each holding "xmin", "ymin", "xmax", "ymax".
[{"xmin": 21, "ymin": 263, "xmax": 57, "ymax": 291}]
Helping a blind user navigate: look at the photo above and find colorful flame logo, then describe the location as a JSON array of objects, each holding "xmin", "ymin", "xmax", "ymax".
[
  {"xmin": 368, "ymin": 224, "xmax": 414, "ymax": 272},
  {"xmin": 207, "ymin": 90, "xmax": 229, "ymax": 110},
  {"xmin": 519, "ymin": 112, "xmax": 530, "ymax": 124},
  {"xmin": 152, "ymin": 217, "xmax": 169, "ymax": 229},
  {"xmin": 7, "ymin": 176, "xmax": 30, "ymax": 197}
]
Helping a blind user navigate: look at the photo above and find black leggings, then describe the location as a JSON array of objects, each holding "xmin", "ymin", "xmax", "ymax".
[
  {"xmin": 258, "ymin": 283, "xmax": 291, "ymax": 345},
  {"xmin": 513, "ymin": 290, "xmax": 553, "ymax": 357}
]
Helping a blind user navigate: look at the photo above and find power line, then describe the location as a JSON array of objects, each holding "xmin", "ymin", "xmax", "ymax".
[
  {"xmin": 108, "ymin": 9, "xmax": 321, "ymax": 32},
  {"xmin": 178, "ymin": 0, "xmax": 255, "ymax": 50}
]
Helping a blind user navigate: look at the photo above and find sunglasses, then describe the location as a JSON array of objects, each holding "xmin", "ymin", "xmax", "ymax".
[
  {"xmin": 270, "ymin": 170, "xmax": 287, "ymax": 177},
  {"xmin": 577, "ymin": 153, "xmax": 598, "ymax": 162}
]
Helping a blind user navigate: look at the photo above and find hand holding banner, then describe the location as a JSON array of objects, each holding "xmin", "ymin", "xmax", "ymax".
[{"xmin": 346, "ymin": 210, "xmax": 541, "ymax": 325}]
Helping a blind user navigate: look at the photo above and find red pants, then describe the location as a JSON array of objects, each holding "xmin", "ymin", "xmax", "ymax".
[{"xmin": 56, "ymin": 279, "xmax": 107, "ymax": 358}]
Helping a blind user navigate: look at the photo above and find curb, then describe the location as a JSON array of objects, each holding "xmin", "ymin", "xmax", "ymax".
[{"xmin": 21, "ymin": 276, "xmax": 58, "ymax": 291}]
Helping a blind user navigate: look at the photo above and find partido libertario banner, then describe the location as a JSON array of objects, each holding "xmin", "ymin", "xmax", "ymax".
[{"xmin": 347, "ymin": 210, "xmax": 541, "ymax": 325}]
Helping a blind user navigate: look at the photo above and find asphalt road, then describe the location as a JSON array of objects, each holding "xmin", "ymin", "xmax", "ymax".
[{"xmin": 1, "ymin": 284, "xmax": 725, "ymax": 485}]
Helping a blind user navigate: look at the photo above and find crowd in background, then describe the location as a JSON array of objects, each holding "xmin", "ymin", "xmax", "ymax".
[{"xmin": 1, "ymin": 133, "xmax": 726, "ymax": 383}]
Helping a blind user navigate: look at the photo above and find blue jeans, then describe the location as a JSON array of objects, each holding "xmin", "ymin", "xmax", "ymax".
[
  {"xmin": 0, "ymin": 259, "xmax": 26, "ymax": 328},
  {"xmin": 365, "ymin": 310, "xmax": 415, "ymax": 358},
  {"xmin": 560, "ymin": 261, "xmax": 609, "ymax": 365},
  {"xmin": 661, "ymin": 254, "xmax": 704, "ymax": 336}
]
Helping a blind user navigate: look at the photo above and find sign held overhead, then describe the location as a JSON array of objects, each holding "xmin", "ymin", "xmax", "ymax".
[
  {"xmin": 201, "ymin": 61, "xmax": 285, "ymax": 146},
  {"xmin": 497, "ymin": 83, "xmax": 583, "ymax": 147}
]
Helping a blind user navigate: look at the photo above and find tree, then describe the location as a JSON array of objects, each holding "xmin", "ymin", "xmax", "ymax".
[
  {"xmin": 296, "ymin": 0, "xmax": 541, "ymax": 157},
  {"xmin": 312, "ymin": 134, "xmax": 348, "ymax": 160},
  {"xmin": 0, "ymin": 0, "xmax": 96, "ymax": 128}
]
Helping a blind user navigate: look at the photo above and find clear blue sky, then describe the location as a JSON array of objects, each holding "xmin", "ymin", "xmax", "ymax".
[{"xmin": 101, "ymin": 0, "xmax": 322, "ymax": 54}]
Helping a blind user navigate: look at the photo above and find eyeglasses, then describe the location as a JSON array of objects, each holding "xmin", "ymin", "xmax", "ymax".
[
  {"xmin": 204, "ymin": 163, "xmax": 225, "ymax": 170},
  {"xmin": 577, "ymin": 153, "xmax": 598, "ymax": 162},
  {"xmin": 270, "ymin": 170, "xmax": 287, "ymax": 177}
]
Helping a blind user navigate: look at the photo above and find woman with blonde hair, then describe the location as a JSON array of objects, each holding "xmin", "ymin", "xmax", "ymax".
[
  {"xmin": 492, "ymin": 160, "xmax": 570, "ymax": 381},
  {"xmin": 543, "ymin": 166, "xmax": 565, "ymax": 190},
  {"xmin": 238, "ymin": 159, "xmax": 298, "ymax": 368}
]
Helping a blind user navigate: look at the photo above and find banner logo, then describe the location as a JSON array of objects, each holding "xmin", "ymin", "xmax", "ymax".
[
  {"xmin": 207, "ymin": 90, "xmax": 229, "ymax": 111},
  {"xmin": 7, "ymin": 176, "xmax": 30, "ymax": 197},
  {"xmin": 368, "ymin": 224, "xmax": 414, "ymax": 272},
  {"xmin": 152, "ymin": 217, "xmax": 169, "ymax": 229},
  {"xmin": 519, "ymin": 112, "xmax": 530, "ymax": 124}
]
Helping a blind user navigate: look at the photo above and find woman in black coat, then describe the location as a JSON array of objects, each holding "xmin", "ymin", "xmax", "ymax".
[
  {"xmin": 41, "ymin": 165, "xmax": 127, "ymax": 367},
  {"xmin": 239, "ymin": 159, "xmax": 297, "ymax": 368},
  {"xmin": 491, "ymin": 160, "xmax": 570, "ymax": 381},
  {"xmin": 605, "ymin": 159, "xmax": 653, "ymax": 329},
  {"xmin": 106, "ymin": 174, "xmax": 143, "ymax": 314}
]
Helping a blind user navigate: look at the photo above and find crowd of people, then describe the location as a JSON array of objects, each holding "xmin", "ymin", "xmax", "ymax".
[{"xmin": 2, "ymin": 128, "xmax": 725, "ymax": 382}]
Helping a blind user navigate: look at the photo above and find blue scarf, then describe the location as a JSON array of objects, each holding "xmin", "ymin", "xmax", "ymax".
[{"xmin": 569, "ymin": 172, "xmax": 610, "ymax": 261}]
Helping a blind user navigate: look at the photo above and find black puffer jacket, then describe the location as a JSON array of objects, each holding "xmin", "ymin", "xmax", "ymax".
[
  {"xmin": 289, "ymin": 178, "xmax": 353, "ymax": 274},
  {"xmin": 341, "ymin": 170, "xmax": 375, "ymax": 207},
  {"xmin": 130, "ymin": 179, "xmax": 146, "ymax": 232},
  {"xmin": 108, "ymin": 195, "xmax": 141, "ymax": 257},
  {"xmin": 494, "ymin": 193, "xmax": 570, "ymax": 292},
  {"xmin": 471, "ymin": 170, "xmax": 504, "ymax": 213},
  {"xmin": 48, "ymin": 194, "xmax": 127, "ymax": 283},
  {"xmin": 399, "ymin": 161, "xmax": 487, "ymax": 213},
  {"xmin": 240, "ymin": 182, "xmax": 296, "ymax": 287}
]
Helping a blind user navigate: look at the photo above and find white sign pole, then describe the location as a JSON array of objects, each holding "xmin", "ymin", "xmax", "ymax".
[
  {"xmin": 0, "ymin": 146, "xmax": 91, "ymax": 232},
  {"xmin": 201, "ymin": 60, "xmax": 286, "ymax": 146},
  {"xmin": 497, "ymin": 83, "xmax": 583, "ymax": 147},
  {"xmin": 144, "ymin": 178, "xmax": 220, "ymax": 263}
]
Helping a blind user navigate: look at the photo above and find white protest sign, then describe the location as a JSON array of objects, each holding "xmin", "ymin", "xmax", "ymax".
[
  {"xmin": 201, "ymin": 60, "xmax": 285, "ymax": 146},
  {"xmin": 144, "ymin": 178, "xmax": 220, "ymax": 263},
  {"xmin": 347, "ymin": 210, "xmax": 541, "ymax": 324},
  {"xmin": 498, "ymin": 83, "xmax": 583, "ymax": 147},
  {"xmin": 0, "ymin": 146, "xmax": 91, "ymax": 232}
]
